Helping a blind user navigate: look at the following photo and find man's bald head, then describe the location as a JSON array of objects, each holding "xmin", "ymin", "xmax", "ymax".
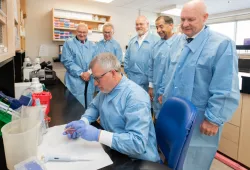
[
  {"xmin": 135, "ymin": 15, "xmax": 149, "ymax": 36},
  {"xmin": 181, "ymin": 0, "xmax": 208, "ymax": 37},
  {"xmin": 183, "ymin": 0, "xmax": 207, "ymax": 15}
]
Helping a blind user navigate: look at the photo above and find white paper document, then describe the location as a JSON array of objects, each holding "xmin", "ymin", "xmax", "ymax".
[{"xmin": 37, "ymin": 125, "xmax": 113, "ymax": 170}]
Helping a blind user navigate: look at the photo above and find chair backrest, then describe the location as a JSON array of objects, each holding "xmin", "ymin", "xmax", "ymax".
[{"xmin": 155, "ymin": 97, "xmax": 197, "ymax": 170}]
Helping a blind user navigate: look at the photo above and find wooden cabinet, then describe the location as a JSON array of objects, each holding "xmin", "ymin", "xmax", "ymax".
[
  {"xmin": 0, "ymin": 0, "xmax": 15, "ymax": 63},
  {"xmin": 218, "ymin": 93, "xmax": 250, "ymax": 168},
  {"xmin": 238, "ymin": 94, "xmax": 250, "ymax": 167},
  {"xmin": 219, "ymin": 137, "xmax": 238, "ymax": 160},
  {"xmin": 52, "ymin": 8, "xmax": 111, "ymax": 42}
]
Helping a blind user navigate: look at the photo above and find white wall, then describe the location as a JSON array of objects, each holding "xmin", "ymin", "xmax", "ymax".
[
  {"xmin": 207, "ymin": 8, "xmax": 250, "ymax": 24},
  {"xmin": 25, "ymin": 0, "xmax": 158, "ymax": 60}
]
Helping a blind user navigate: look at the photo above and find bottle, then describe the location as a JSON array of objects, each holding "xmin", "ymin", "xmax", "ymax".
[{"xmin": 30, "ymin": 78, "xmax": 43, "ymax": 93}]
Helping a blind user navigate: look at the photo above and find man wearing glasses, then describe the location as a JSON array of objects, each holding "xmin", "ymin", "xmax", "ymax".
[
  {"xmin": 63, "ymin": 53, "xmax": 160, "ymax": 163},
  {"xmin": 61, "ymin": 23, "xmax": 96, "ymax": 108},
  {"xmin": 96, "ymin": 22, "xmax": 123, "ymax": 63}
]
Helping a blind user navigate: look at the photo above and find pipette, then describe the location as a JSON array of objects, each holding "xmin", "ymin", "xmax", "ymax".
[{"xmin": 41, "ymin": 154, "xmax": 91, "ymax": 163}]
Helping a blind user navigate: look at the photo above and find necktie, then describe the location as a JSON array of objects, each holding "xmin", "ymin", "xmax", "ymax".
[
  {"xmin": 81, "ymin": 41, "xmax": 85, "ymax": 44},
  {"xmin": 186, "ymin": 38, "xmax": 194, "ymax": 43}
]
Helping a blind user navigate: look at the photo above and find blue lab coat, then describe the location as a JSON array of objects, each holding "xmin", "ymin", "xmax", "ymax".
[
  {"xmin": 148, "ymin": 35, "xmax": 180, "ymax": 118},
  {"xmin": 158, "ymin": 27, "xmax": 240, "ymax": 170},
  {"xmin": 96, "ymin": 39, "xmax": 123, "ymax": 62},
  {"xmin": 124, "ymin": 33, "xmax": 159, "ymax": 91},
  {"xmin": 82, "ymin": 76, "xmax": 160, "ymax": 162},
  {"xmin": 61, "ymin": 37, "xmax": 96, "ymax": 108}
]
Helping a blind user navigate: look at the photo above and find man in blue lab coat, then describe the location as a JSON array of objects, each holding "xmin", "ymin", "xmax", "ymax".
[
  {"xmin": 148, "ymin": 16, "xmax": 180, "ymax": 119},
  {"xmin": 124, "ymin": 16, "xmax": 159, "ymax": 91},
  {"xmin": 64, "ymin": 53, "xmax": 160, "ymax": 163},
  {"xmin": 61, "ymin": 23, "xmax": 96, "ymax": 108},
  {"xmin": 96, "ymin": 22, "xmax": 123, "ymax": 63},
  {"xmin": 158, "ymin": 0, "xmax": 240, "ymax": 169}
]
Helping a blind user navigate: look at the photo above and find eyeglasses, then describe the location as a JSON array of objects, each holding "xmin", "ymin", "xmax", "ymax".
[
  {"xmin": 77, "ymin": 31, "xmax": 88, "ymax": 35},
  {"xmin": 92, "ymin": 71, "xmax": 111, "ymax": 83},
  {"xmin": 103, "ymin": 32, "xmax": 112, "ymax": 35}
]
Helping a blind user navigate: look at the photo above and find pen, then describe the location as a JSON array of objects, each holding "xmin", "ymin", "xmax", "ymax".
[{"xmin": 64, "ymin": 127, "xmax": 76, "ymax": 134}]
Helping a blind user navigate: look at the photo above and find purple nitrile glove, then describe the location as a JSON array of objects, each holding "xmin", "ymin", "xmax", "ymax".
[
  {"xmin": 63, "ymin": 120, "xmax": 84, "ymax": 139},
  {"xmin": 76, "ymin": 123, "xmax": 101, "ymax": 142}
]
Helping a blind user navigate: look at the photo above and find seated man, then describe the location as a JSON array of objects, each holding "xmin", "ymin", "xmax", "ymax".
[{"xmin": 63, "ymin": 53, "xmax": 160, "ymax": 163}]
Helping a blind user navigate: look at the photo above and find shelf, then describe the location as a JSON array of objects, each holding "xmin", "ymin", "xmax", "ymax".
[
  {"xmin": 53, "ymin": 39, "xmax": 66, "ymax": 42},
  {"xmin": 54, "ymin": 16, "xmax": 106, "ymax": 24},
  {"xmin": 54, "ymin": 27, "xmax": 102, "ymax": 33},
  {"xmin": 54, "ymin": 27, "xmax": 76, "ymax": 31},
  {"xmin": 52, "ymin": 9, "xmax": 109, "ymax": 42},
  {"xmin": 92, "ymin": 30, "xmax": 102, "ymax": 33}
]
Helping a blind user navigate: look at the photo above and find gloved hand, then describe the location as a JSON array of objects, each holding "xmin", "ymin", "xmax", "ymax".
[
  {"xmin": 76, "ymin": 123, "xmax": 101, "ymax": 141},
  {"xmin": 63, "ymin": 120, "xmax": 101, "ymax": 141},
  {"xmin": 63, "ymin": 120, "xmax": 84, "ymax": 139}
]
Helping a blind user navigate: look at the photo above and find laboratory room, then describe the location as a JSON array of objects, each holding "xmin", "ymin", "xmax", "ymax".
[{"xmin": 1, "ymin": 0, "xmax": 250, "ymax": 169}]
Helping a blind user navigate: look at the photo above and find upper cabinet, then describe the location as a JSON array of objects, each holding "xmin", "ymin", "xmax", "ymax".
[
  {"xmin": 0, "ymin": 0, "xmax": 25, "ymax": 63},
  {"xmin": 0, "ymin": 0, "xmax": 15, "ymax": 63},
  {"xmin": 52, "ymin": 8, "xmax": 111, "ymax": 42}
]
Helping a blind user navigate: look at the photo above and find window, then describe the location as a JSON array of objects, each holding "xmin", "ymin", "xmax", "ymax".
[
  {"xmin": 209, "ymin": 22, "xmax": 236, "ymax": 42},
  {"xmin": 236, "ymin": 20, "xmax": 250, "ymax": 45}
]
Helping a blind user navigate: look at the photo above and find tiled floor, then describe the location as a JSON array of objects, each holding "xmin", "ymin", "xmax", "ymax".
[{"xmin": 53, "ymin": 62, "xmax": 234, "ymax": 170}]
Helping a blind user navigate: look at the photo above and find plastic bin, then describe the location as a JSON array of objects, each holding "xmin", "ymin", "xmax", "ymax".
[
  {"xmin": 1, "ymin": 118, "xmax": 41, "ymax": 170},
  {"xmin": 32, "ymin": 92, "xmax": 52, "ymax": 115}
]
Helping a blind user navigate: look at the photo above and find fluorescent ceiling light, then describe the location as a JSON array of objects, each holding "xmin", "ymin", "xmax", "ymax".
[
  {"xmin": 161, "ymin": 5, "xmax": 183, "ymax": 16},
  {"xmin": 94, "ymin": 0, "xmax": 113, "ymax": 3}
]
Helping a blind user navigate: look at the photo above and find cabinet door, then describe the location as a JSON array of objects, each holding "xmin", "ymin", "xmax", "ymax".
[
  {"xmin": 221, "ymin": 123, "xmax": 240, "ymax": 144},
  {"xmin": 218, "ymin": 137, "xmax": 238, "ymax": 160},
  {"xmin": 238, "ymin": 94, "xmax": 250, "ymax": 167},
  {"xmin": 229, "ymin": 94, "xmax": 242, "ymax": 126}
]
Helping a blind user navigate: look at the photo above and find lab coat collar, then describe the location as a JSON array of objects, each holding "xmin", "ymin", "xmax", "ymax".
[
  {"xmin": 102, "ymin": 38, "xmax": 114, "ymax": 43},
  {"xmin": 186, "ymin": 26, "xmax": 209, "ymax": 53},
  {"xmin": 105, "ymin": 75, "xmax": 127, "ymax": 102},
  {"xmin": 135, "ymin": 31, "xmax": 150, "ymax": 44},
  {"xmin": 143, "ymin": 32, "xmax": 152, "ymax": 43},
  {"xmin": 74, "ymin": 37, "xmax": 89, "ymax": 49},
  {"xmin": 165, "ymin": 34, "xmax": 177, "ymax": 46},
  {"xmin": 155, "ymin": 39, "xmax": 165, "ymax": 48}
]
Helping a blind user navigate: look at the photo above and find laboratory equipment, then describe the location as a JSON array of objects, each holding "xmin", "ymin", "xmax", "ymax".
[
  {"xmin": 1, "ymin": 118, "xmax": 41, "ymax": 170},
  {"xmin": 32, "ymin": 92, "xmax": 52, "ymax": 115},
  {"xmin": 41, "ymin": 154, "xmax": 91, "ymax": 163},
  {"xmin": 30, "ymin": 78, "xmax": 43, "ymax": 93},
  {"xmin": 23, "ymin": 57, "xmax": 32, "ymax": 68},
  {"xmin": 14, "ymin": 157, "xmax": 46, "ymax": 170}
]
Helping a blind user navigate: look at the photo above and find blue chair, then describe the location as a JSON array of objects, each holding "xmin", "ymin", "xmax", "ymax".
[{"xmin": 155, "ymin": 97, "xmax": 197, "ymax": 170}]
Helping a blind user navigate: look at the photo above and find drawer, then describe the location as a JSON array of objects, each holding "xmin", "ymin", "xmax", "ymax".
[
  {"xmin": 229, "ymin": 94, "xmax": 242, "ymax": 127},
  {"xmin": 219, "ymin": 137, "xmax": 238, "ymax": 160},
  {"xmin": 222, "ymin": 123, "xmax": 240, "ymax": 144}
]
